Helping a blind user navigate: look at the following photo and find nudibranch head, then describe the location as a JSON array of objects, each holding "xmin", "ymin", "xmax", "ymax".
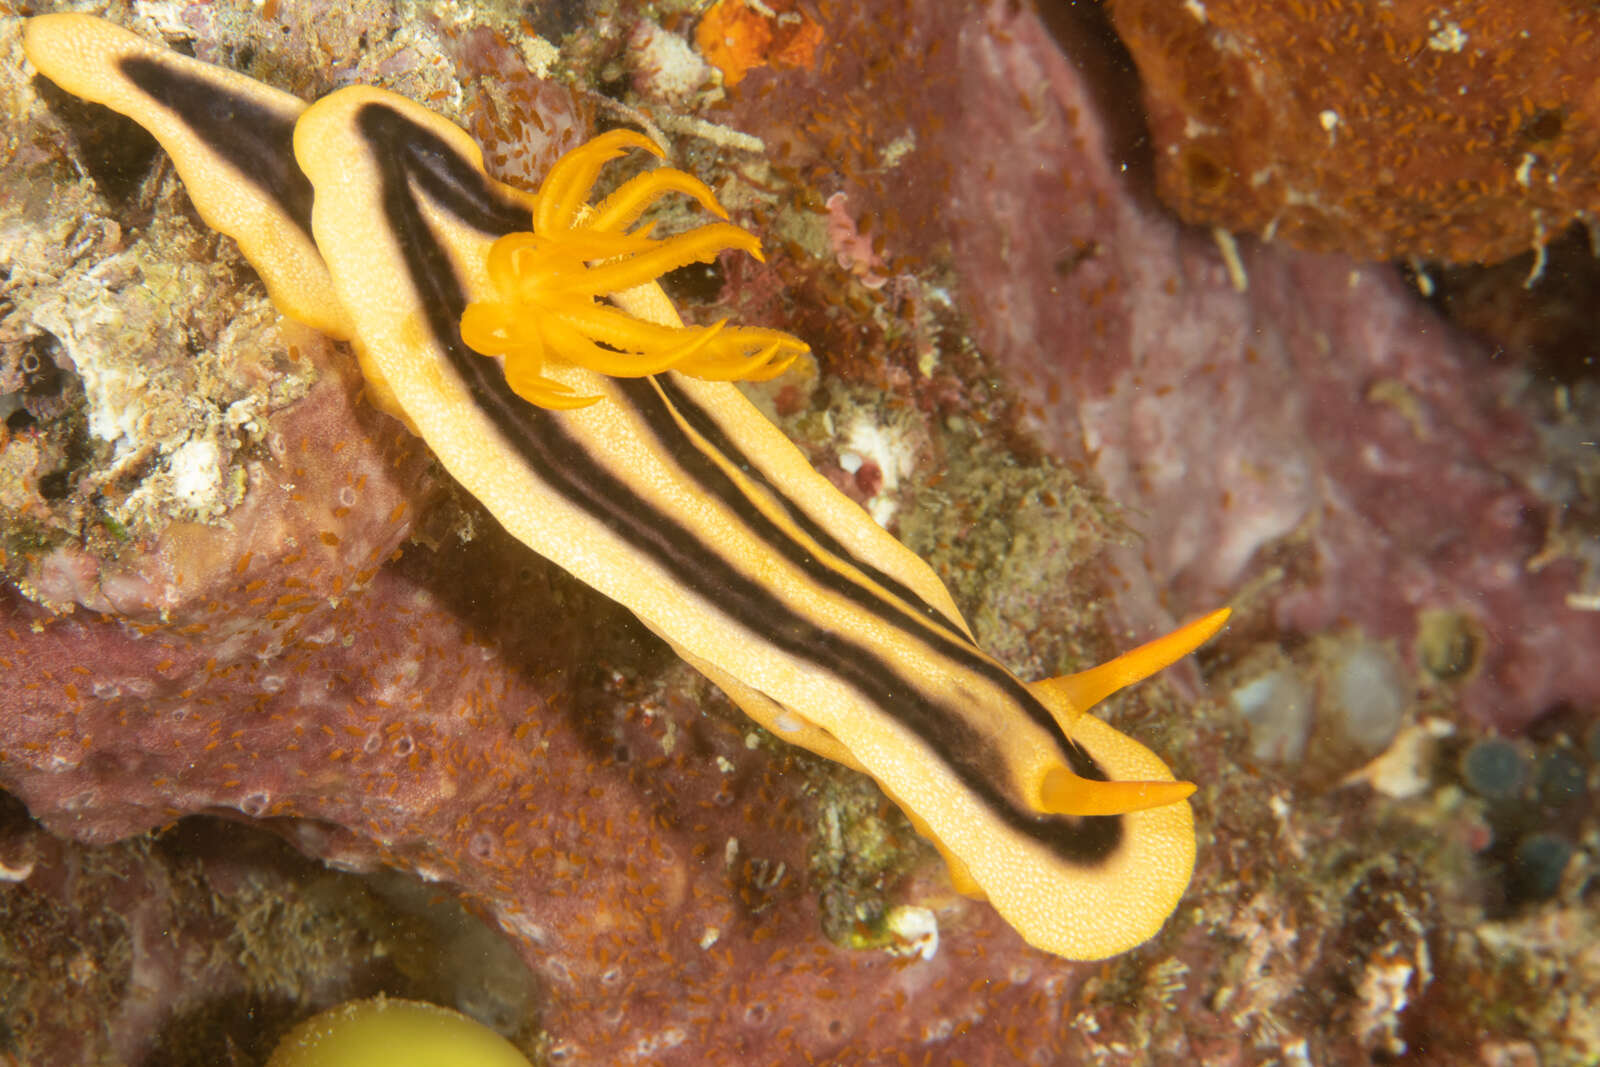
[
  {"xmin": 1025, "ymin": 607, "xmax": 1229, "ymax": 819},
  {"xmin": 459, "ymin": 129, "xmax": 808, "ymax": 409}
]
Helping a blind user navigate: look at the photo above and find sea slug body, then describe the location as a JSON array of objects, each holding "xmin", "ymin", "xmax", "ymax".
[{"xmin": 22, "ymin": 12, "xmax": 1228, "ymax": 961}]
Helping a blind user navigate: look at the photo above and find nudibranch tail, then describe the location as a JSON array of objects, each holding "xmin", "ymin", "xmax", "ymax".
[{"xmin": 20, "ymin": 13, "xmax": 347, "ymax": 338}]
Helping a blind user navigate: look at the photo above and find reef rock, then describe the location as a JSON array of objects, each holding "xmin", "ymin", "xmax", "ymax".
[{"xmin": 1107, "ymin": 0, "xmax": 1600, "ymax": 264}]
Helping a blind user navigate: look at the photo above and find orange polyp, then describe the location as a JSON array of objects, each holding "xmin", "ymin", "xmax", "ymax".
[
  {"xmin": 534, "ymin": 129, "xmax": 662, "ymax": 233},
  {"xmin": 590, "ymin": 169, "xmax": 727, "ymax": 231},
  {"xmin": 458, "ymin": 133, "xmax": 807, "ymax": 406}
]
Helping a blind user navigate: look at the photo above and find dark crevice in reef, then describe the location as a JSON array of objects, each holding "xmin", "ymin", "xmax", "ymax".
[{"xmin": 30, "ymin": 73, "xmax": 163, "ymax": 216}]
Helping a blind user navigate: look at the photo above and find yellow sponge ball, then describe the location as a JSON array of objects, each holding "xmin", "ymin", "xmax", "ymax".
[{"xmin": 267, "ymin": 996, "xmax": 532, "ymax": 1067}]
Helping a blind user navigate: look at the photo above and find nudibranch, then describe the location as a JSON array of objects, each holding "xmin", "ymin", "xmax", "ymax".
[{"xmin": 23, "ymin": 13, "xmax": 1229, "ymax": 961}]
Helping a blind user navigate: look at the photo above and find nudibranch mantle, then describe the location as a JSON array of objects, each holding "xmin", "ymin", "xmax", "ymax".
[{"xmin": 22, "ymin": 12, "xmax": 1229, "ymax": 961}]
